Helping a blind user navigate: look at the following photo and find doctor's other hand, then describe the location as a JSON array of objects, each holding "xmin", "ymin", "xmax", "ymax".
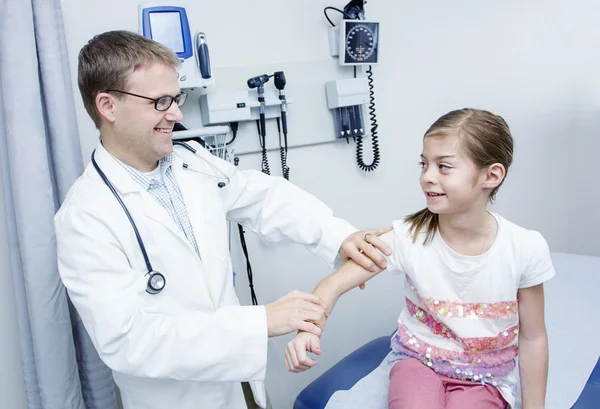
[
  {"xmin": 285, "ymin": 331, "xmax": 321, "ymax": 373},
  {"xmin": 265, "ymin": 291, "xmax": 328, "ymax": 338},
  {"xmin": 340, "ymin": 227, "xmax": 393, "ymax": 273}
]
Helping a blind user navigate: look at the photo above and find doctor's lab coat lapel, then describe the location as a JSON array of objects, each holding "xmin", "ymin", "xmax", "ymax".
[{"xmin": 172, "ymin": 155, "xmax": 225, "ymax": 305}]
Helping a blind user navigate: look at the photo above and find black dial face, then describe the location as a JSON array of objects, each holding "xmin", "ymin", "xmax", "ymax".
[{"xmin": 344, "ymin": 22, "xmax": 378, "ymax": 64}]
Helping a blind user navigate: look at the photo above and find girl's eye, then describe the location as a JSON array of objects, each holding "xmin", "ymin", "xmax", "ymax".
[
  {"xmin": 439, "ymin": 164, "xmax": 451, "ymax": 170},
  {"xmin": 418, "ymin": 161, "xmax": 426, "ymax": 168}
]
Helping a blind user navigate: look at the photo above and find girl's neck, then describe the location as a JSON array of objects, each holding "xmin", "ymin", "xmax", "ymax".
[{"xmin": 438, "ymin": 208, "xmax": 496, "ymax": 256}]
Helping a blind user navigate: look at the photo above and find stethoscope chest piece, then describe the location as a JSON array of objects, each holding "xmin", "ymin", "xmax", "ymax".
[{"xmin": 145, "ymin": 270, "xmax": 166, "ymax": 294}]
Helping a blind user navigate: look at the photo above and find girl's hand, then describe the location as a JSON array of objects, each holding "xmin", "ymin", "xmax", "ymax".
[{"xmin": 285, "ymin": 331, "xmax": 322, "ymax": 373}]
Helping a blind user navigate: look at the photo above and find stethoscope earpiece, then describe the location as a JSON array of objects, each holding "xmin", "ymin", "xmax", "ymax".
[{"xmin": 174, "ymin": 141, "xmax": 234, "ymax": 188}]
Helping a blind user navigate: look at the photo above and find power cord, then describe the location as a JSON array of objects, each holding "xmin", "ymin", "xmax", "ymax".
[
  {"xmin": 323, "ymin": 6, "xmax": 353, "ymax": 26},
  {"xmin": 226, "ymin": 122, "xmax": 239, "ymax": 145}
]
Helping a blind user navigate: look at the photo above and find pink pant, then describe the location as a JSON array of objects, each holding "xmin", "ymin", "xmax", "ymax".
[{"xmin": 388, "ymin": 359, "xmax": 507, "ymax": 409}]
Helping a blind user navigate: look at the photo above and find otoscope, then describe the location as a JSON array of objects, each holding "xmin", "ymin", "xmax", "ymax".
[
  {"xmin": 273, "ymin": 71, "xmax": 290, "ymax": 180},
  {"xmin": 247, "ymin": 74, "xmax": 271, "ymax": 175},
  {"xmin": 247, "ymin": 73, "xmax": 271, "ymax": 141}
]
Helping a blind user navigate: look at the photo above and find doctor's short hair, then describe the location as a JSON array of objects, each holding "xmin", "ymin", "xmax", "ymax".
[
  {"xmin": 78, "ymin": 30, "xmax": 180, "ymax": 128},
  {"xmin": 405, "ymin": 108, "xmax": 514, "ymax": 244}
]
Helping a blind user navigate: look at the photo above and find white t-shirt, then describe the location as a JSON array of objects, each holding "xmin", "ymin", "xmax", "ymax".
[{"xmin": 381, "ymin": 212, "xmax": 555, "ymax": 408}]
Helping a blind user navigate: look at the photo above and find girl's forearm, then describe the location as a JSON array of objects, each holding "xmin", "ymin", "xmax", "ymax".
[
  {"xmin": 313, "ymin": 260, "xmax": 384, "ymax": 322},
  {"xmin": 518, "ymin": 333, "xmax": 549, "ymax": 409}
]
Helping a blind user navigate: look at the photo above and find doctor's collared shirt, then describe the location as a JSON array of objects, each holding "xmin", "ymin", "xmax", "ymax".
[{"xmin": 114, "ymin": 153, "xmax": 201, "ymax": 257}]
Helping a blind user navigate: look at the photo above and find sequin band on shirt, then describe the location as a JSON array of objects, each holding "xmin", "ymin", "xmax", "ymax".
[
  {"xmin": 389, "ymin": 339, "xmax": 517, "ymax": 396},
  {"xmin": 405, "ymin": 297, "xmax": 520, "ymax": 352},
  {"xmin": 405, "ymin": 276, "xmax": 517, "ymax": 320},
  {"xmin": 394, "ymin": 321, "xmax": 518, "ymax": 366}
]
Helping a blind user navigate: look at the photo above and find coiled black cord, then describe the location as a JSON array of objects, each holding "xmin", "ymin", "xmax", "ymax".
[
  {"xmin": 277, "ymin": 118, "xmax": 290, "ymax": 180},
  {"xmin": 256, "ymin": 119, "xmax": 270, "ymax": 175},
  {"xmin": 356, "ymin": 65, "xmax": 380, "ymax": 172},
  {"xmin": 237, "ymin": 224, "xmax": 258, "ymax": 305}
]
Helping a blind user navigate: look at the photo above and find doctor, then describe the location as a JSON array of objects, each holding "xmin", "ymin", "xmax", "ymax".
[{"xmin": 55, "ymin": 30, "xmax": 390, "ymax": 409}]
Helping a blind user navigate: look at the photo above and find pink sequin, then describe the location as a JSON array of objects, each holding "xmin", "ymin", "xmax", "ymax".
[
  {"xmin": 406, "ymin": 297, "xmax": 461, "ymax": 342},
  {"xmin": 405, "ymin": 298, "xmax": 520, "ymax": 353},
  {"xmin": 395, "ymin": 321, "xmax": 519, "ymax": 366},
  {"xmin": 462, "ymin": 325, "xmax": 519, "ymax": 353},
  {"xmin": 406, "ymin": 276, "xmax": 517, "ymax": 320}
]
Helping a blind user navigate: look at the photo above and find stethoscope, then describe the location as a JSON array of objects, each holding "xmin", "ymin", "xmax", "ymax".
[{"xmin": 91, "ymin": 141, "xmax": 235, "ymax": 295}]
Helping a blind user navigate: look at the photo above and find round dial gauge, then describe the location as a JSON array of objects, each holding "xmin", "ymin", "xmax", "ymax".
[{"xmin": 345, "ymin": 24, "xmax": 376, "ymax": 62}]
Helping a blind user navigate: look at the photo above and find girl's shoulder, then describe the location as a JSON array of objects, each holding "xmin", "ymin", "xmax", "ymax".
[
  {"xmin": 494, "ymin": 213, "xmax": 549, "ymax": 252},
  {"xmin": 493, "ymin": 213, "xmax": 555, "ymax": 287},
  {"xmin": 379, "ymin": 220, "xmax": 420, "ymax": 274}
]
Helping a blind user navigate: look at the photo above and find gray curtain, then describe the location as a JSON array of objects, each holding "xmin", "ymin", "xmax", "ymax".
[{"xmin": 0, "ymin": 0, "xmax": 118, "ymax": 408}]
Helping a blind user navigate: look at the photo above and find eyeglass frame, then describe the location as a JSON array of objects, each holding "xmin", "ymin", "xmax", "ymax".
[{"xmin": 103, "ymin": 89, "xmax": 188, "ymax": 111}]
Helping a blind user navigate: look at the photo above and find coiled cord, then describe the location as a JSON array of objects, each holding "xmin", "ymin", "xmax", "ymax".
[
  {"xmin": 277, "ymin": 118, "xmax": 290, "ymax": 180},
  {"xmin": 256, "ymin": 119, "xmax": 271, "ymax": 175},
  {"xmin": 356, "ymin": 65, "xmax": 380, "ymax": 172},
  {"xmin": 279, "ymin": 147, "xmax": 289, "ymax": 180}
]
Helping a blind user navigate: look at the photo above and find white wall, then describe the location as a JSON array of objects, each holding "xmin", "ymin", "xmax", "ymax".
[
  {"xmin": 0, "ymin": 181, "xmax": 28, "ymax": 409},
  {"xmin": 56, "ymin": 0, "xmax": 600, "ymax": 408}
]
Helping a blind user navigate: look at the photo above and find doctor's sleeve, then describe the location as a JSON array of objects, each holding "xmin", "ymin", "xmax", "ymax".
[
  {"xmin": 54, "ymin": 204, "xmax": 267, "ymax": 383},
  {"xmin": 220, "ymin": 169, "xmax": 357, "ymax": 268}
]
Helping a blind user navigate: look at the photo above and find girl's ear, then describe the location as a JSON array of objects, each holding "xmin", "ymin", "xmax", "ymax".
[{"xmin": 483, "ymin": 163, "xmax": 505, "ymax": 189}]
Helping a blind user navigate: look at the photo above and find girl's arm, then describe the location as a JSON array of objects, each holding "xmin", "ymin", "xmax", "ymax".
[
  {"xmin": 518, "ymin": 284, "xmax": 549, "ymax": 409},
  {"xmin": 314, "ymin": 258, "xmax": 387, "ymax": 318},
  {"xmin": 284, "ymin": 259, "xmax": 387, "ymax": 372}
]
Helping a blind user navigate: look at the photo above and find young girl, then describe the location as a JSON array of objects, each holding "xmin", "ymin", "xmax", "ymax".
[{"xmin": 285, "ymin": 108, "xmax": 554, "ymax": 409}]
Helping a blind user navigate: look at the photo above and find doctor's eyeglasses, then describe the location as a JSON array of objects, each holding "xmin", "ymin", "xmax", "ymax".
[{"xmin": 104, "ymin": 89, "xmax": 188, "ymax": 111}]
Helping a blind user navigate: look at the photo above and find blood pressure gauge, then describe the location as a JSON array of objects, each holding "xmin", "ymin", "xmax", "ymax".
[{"xmin": 340, "ymin": 20, "xmax": 379, "ymax": 65}]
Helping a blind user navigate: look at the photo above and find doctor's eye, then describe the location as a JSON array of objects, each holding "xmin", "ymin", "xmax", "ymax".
[{"xmin": 155, "ymin": 93, "xmax": 188, "ymax": 111}]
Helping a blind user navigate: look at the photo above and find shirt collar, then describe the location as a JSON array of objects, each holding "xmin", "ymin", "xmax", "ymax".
[{"xmin": 112, "ymin": 153, "xmax": 174, "ymax": 191}]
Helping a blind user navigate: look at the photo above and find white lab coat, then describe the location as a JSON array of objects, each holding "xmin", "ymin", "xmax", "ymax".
[{"xmin": 55, "ymin": 141, "xmax": 356, "ymax": 409}]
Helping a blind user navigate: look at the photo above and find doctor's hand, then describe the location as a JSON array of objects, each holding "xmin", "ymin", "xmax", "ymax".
[
  {"xmin": 266, "ymin": 291, "xmax": 328, "ymax": 338},
  {"xmin": 340, "ymin": 227, "xmax": 393, "ymax": 275},
  {"xmin": 285, "ymin": 331, "xmax": 321, "ymax": 373}
]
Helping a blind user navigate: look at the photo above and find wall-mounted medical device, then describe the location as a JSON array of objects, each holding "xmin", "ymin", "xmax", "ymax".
[
  {"xmin": 325, "ymin": 77, "xmax": 368, "ymax": 139},
  {"xmin": 199, "ymin": 75, "xmax": 294, "ymax": 179},
  {"xmin": 339, "ymin": 20, "xmax": 379, "ymax": 65},
  {"xmin": 323, "ymin": 0, "xmax": 380, "ymax": 172},
  {"xmin": 199, "ymin": 88, "xmax": 293, "ymax": 125},
  {"xmin": 139, "ymin": 3, "xmax": 214, "ymax": 89}
]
